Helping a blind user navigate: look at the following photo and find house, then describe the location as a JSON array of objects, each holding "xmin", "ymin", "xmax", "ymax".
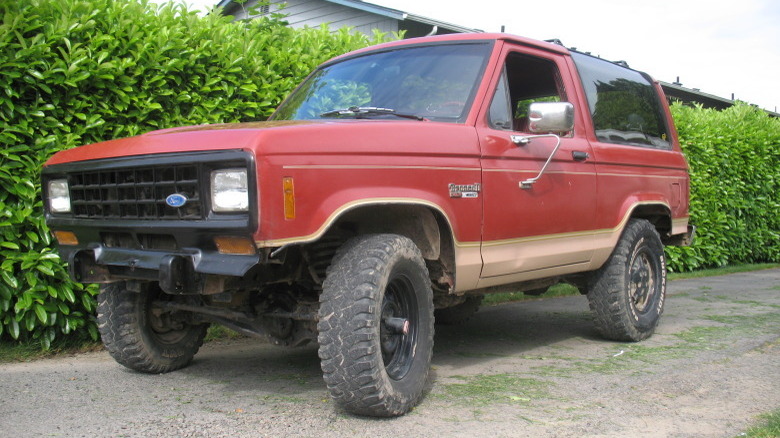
[
  {"xmin": 660, "ymin": 81, "xmax": 778, "ymax": 117},
  {"xmin": 215, "ymin": 0, "xmax": 479, "ymax": 38}
]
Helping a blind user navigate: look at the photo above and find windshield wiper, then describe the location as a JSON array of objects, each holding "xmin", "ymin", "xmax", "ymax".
[{"xmin": 319, "ymin": 106, "xmax": 425, "ymax": 121}]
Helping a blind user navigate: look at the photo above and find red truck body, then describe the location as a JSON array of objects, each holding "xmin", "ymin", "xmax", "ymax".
[{"xmin": 42, "ymin": 33, "xmax": 692, "ymax": 417}]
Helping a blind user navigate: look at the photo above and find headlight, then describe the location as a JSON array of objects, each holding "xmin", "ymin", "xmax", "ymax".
[
  {"xmin": 211, "ymin": 169, "xmax": 248, "ymax": 212},
  {"xmin": 48, "ymin": 179, "xmax": 71, "ymax": 213}
]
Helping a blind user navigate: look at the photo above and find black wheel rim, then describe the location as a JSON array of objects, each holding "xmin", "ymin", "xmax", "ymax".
[
  {"xmin": 380, "ymin": 273, "xmax": 418, "ymax": 380},
  {"xmin": 629, "ymin": 248, "xmax": 656, "ymax": 314}
]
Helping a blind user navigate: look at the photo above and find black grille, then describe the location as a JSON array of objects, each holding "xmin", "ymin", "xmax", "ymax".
[{"xmin": 69, "ymin": 164, "xmax": 204, "ymax": 220}]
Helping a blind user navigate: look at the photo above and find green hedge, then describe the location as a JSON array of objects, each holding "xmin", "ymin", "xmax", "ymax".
[
  {"xmin": 2, "ymin": 0, "xmax": 778, "ymax": 347},
  {"xmin": 665, "ymin": 103, "xmax": 780, "ymax": 271},
  {"xmin": 0, "ymin": 0, "xmax": 392, "ymax": 347}
]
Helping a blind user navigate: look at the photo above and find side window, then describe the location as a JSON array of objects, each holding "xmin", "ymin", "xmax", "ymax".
[
  {"xmin": 571, "ymin": 52, "xmax": 671, "ymax": 149},
  {"xmin": 488, "ymin": 52, "xmax": 565, "ymax": 132},
  {"xmin": 488, "ymin": 68, "xmax": 512, "ymax": 130}
]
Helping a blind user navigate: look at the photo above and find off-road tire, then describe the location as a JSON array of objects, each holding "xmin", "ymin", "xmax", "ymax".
[
  {"xmin": 317, "ymin": 234, "xmax": 434, "ymax": 417},
  {"xmin": 587, "ymin": 219, "xmax": 667, "ymax": 342},
  {"xmin": 434, "ymin": 296, "xmax": 483, "ymax": 325},
  {"xmin": 97, "ymin": 282, "xmax": 208, "ymax": 373}
]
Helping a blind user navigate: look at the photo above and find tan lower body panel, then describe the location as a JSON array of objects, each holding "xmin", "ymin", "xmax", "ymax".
[
  {"xmin": 456, "ymin": 216, "xmax": 690, "ymax": 293},
  {"xmin": 475, "ymin": 261, "xmax": 593, "ymax": 290},
  {"xmin": 473, "ymin": 231, "xmax": 597, "ymax": 290},
  {"xmin": 480, "ymin": 232, "xmax": 597, "ymax": 278},
  {"xmin": 453, "ymin": 243, "xmax": 483, "ymax": 291}
]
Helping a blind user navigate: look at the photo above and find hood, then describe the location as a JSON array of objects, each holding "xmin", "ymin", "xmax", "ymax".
[
  {"xmin": 43, "ymin": 120, "xmax": 315, "ymax": 166},
  {"xmin": 44, "ymin": 119, "xmax": 477, "ymax": 166}
]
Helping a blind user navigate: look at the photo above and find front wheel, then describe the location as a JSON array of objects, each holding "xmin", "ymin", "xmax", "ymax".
[
  {"xmin": 586, "ymin": 219, "xmax": 667, "ymax": 341},
  {"xmin": 317, "ymin": 234, "xmax": 434, "ymax": 417},
  {"xmin": 97, "ymin": 282, "xmax": 208, "ymax": 373}
]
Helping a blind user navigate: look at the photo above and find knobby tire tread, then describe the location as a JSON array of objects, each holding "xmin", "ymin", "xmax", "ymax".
[
  {"xmin": 97, "ymin": 283, "xmax": 207, "ymax": 374},
  {"xmin": 587, "ymin": 219, "xmax": 666, "ymax": 342},
  {"xmin": 317, "ymin": 234, "xmax": 434, "ymax": 417}
]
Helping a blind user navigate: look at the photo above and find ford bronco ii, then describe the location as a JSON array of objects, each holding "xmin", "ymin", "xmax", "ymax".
[{"xmin": 42, "ymin": 33, "xmax": 694, "ymax": 417}]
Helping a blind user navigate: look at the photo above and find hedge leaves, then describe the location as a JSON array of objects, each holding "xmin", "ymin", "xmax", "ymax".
[
  {"xmin": 0, "ymin": 0, "xmax": 392, "ymax": 347},
  {"xmin": 666, "ymin": 103, "xmax": 780, "ymax": 272}
]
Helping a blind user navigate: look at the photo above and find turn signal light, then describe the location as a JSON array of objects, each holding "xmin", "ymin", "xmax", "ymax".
[
  {"xmin": 283, "ymin": 177, "xmax": 295, "ymax": 220},
  {"xmin": 214, "ymin": 236, "xmax": 256, "ymax": 255},
  {"xmin": 53, "ymin": 231, "xmax": 79, "ymax": 246}
]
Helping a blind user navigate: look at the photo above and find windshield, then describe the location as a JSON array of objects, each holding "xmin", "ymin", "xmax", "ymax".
[{"xmin": 271, "ymin": 42, "xmax": 493, "ymax": 123}]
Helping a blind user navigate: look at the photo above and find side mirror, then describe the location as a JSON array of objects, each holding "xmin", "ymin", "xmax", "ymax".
[{"xmin": 528, "ymin": 102, "xmax": 574, "ymax": 133}]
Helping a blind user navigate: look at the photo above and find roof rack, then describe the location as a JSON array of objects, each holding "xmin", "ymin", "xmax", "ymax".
[{"xmin": 545, "ymin": 38, "xmax": 631, "ymax": 68}]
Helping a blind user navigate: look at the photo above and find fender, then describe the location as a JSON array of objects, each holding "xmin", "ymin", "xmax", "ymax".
[
  {"xmin": 254, "ymin": 195, "xmax": 457, "ymax": 248},
  {"xmin": 589, "ymin": 199, "xmax": 680, "ymax": 270},
  {"xmin": 255, "ymin": 195, "xmax": 484, "ymax": 293}
]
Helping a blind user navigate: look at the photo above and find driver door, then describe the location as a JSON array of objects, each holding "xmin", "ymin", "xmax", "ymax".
[{"xmin": 477, "ymin": 46, "xmax": 598, "ymax": 287}]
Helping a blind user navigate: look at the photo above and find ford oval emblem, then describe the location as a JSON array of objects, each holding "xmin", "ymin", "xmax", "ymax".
[{"xmin": 165, "ymin": 193, "xmax": 188, "ymax": 208}]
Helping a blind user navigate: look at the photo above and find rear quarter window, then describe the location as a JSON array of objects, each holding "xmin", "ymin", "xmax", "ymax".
[{"xmin": 572, "ymin": 52, "xmax": 671, "ymax": 149}]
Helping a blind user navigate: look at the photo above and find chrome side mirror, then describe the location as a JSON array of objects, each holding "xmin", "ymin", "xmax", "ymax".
[
  {"xmin": 509, "ymin": 102, "xmax": 575, "ymax": 189},
  {"xmin": 528, "ymin": 102, "xmax": 574, "ymax": 133}
]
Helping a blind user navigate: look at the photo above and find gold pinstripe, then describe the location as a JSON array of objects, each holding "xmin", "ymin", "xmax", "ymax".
[
  {"xmin": 282, "ymin": 165, "xmax": 480, "ymax": 172},
  {"xmin": 484, "ymin": 168, "xmax": 685, "ymax": 179}
]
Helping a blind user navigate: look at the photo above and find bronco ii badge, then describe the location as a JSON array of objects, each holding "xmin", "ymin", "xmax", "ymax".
[{"xmin": 448, "ymin": 183, "xmax": 481, "ymax": 198}]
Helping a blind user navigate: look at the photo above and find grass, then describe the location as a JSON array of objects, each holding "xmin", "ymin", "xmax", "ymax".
[
  {"xmin": 533, "ymin": 331, "xmax": 717, "ymax": 377},
  {"xmin": 0, "ymin": 337, "xmax": 102, "ymax": 364},
  {"xmin": 483, "ymin": 283, "xmax": 580, "ymax": 305},
  {"xmin": 668, "ymin": 263, "xmax": 780, "ymax": 280},
  {"xmin": 438, "ymin": 373, "xmax": 550, "ymax": 406},
  {"xmin": 203, "ymin": 324, "xmax": 245, "ymax": 342},
  {"xmin": 532, "ymin": 307, "xmax": 780, "ymax": 377},
  {"xmin": 742, "ymin": 408, "xmax": 780, "ymax": 437}
]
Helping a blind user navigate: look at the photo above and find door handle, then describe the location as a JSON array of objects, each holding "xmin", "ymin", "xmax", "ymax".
[{"xmin": 572, "ymin": 151, "xmax": 589, "ymax": 161}]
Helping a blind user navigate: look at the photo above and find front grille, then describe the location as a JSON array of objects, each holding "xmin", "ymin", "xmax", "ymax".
[{"xmin": 69, "ymin": 164, "xmax": 204, "ymax": 220}]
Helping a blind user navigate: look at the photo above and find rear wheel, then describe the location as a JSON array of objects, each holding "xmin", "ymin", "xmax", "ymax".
[
  {"xmin": 318, "ymin": 234, "xmax": 434, "ymax": 417},
  {"xmin": 587, "ymin": 219, "xmax": 667, "ymax": 341},
  {"xmin": 97, "ymin": 282, "xmax": 208, "ymax": 373}
]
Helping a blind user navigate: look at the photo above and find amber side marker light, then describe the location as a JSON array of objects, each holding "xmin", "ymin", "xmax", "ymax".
[
  {"xmin": 283, "ymin": 177, "xmax": 296, "ymax": 220},
  {"xmin": 53, "ymin": 231, "xmax": 79, "ymax": 246},
  {"xmin": 214, "ymin": 236, "xmax": 256, "ymax": 255}
]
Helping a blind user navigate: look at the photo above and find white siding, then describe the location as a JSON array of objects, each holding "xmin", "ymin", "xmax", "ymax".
[
  {"xmin": 353, "ymin": 19, "xmax": 398, "ymax": 35},
  {"xmin": 225, "ymin": 0, "xmax": 399, "ymax": 34}
]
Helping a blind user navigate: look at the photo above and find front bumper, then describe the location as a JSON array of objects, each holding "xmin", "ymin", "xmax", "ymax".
[{"xmin": 66, "ymin": 244, "xmax": 259, "ymax": 294}]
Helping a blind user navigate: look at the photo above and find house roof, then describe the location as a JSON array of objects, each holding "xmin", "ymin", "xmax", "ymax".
[
  {"xmin": 215, "ymin": 0, "xmax": 479, "ymax": 33},
  {"xmin": 660, "ymin": 82, "xmax": 736, "ymax": 111},
  {"xmin": 659, "ymin": 82, "xmax": 779, "ymax": 117}
]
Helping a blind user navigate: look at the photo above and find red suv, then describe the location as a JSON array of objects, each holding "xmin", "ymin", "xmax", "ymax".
[{"xmin": 43, "ymin": 33, "xmax": 694, "ymax": 417}]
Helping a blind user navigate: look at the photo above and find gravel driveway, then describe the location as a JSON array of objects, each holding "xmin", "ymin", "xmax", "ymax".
[{"xmin": 1, "ymin": 269, "xmax": 778, "ymax": 437}]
